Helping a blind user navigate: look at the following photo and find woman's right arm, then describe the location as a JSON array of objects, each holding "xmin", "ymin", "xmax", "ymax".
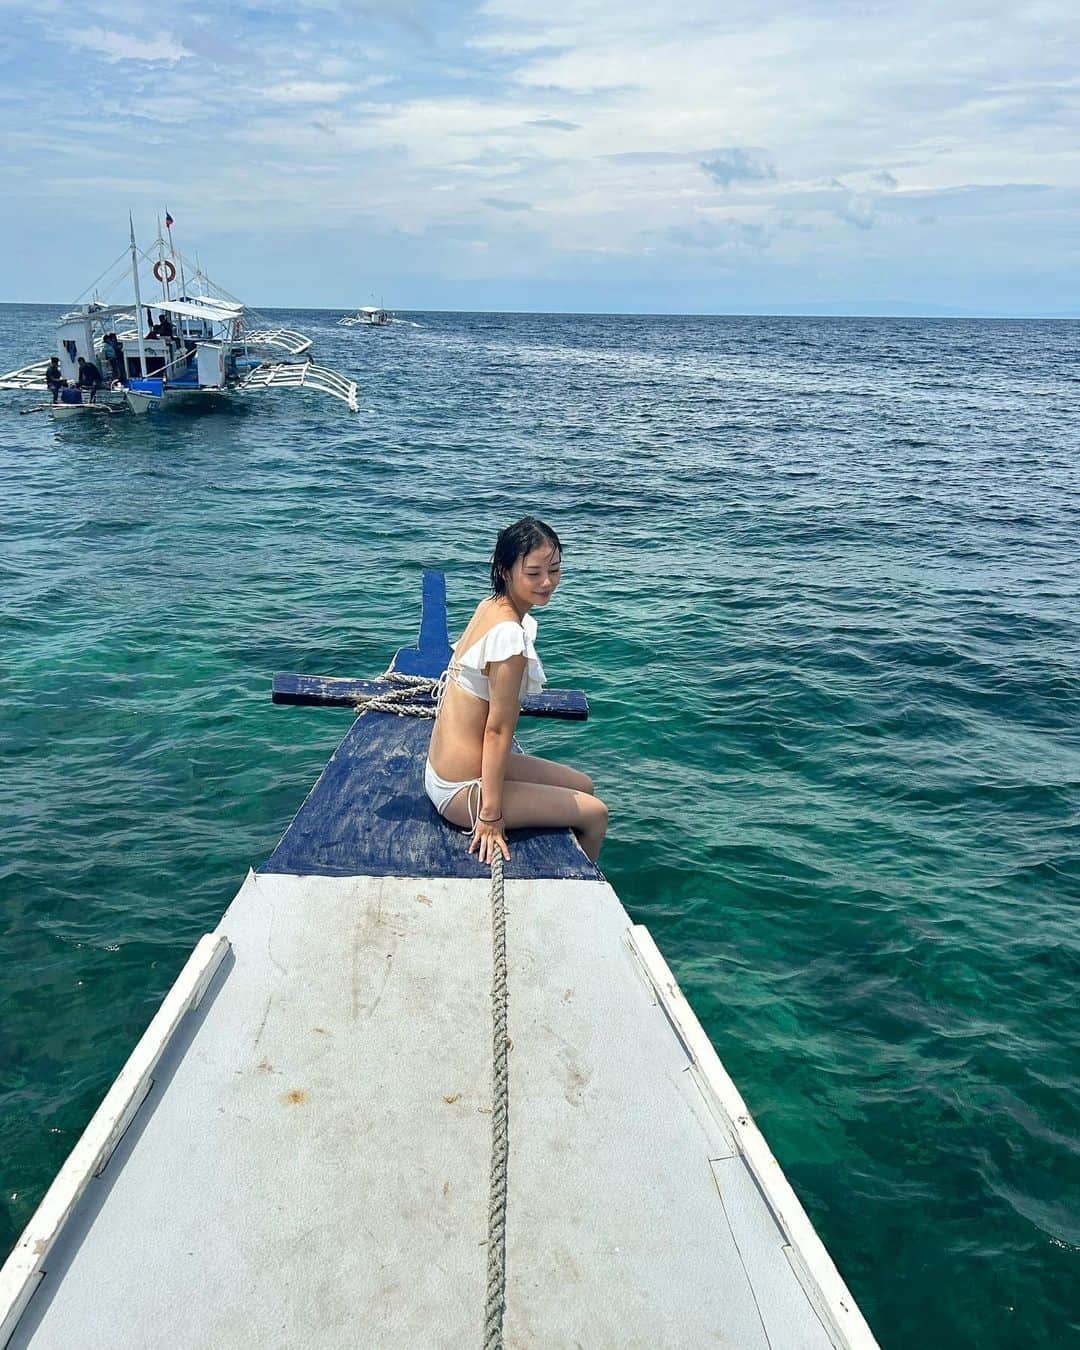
[{"xmin": 471, "ymin": 654, "xmax": 526, "ymax": 863}]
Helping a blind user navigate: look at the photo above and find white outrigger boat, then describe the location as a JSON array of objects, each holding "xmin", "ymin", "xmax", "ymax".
[
  {"xmin": 1, "ymin": 218, "xmax": 358, "ymax": 417},
  {"xmin": 339, "ymin": 302, "xmax": 393, "ymax": 327},
  {"xmin": 0, "ymin": 571, "xmax": 878, "ymax": 1348}
]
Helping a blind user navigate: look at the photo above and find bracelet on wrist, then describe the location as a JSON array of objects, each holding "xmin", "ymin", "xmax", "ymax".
[{"xmin": 478, "ymin": 813, "xmax": 503, "ymax": 824}]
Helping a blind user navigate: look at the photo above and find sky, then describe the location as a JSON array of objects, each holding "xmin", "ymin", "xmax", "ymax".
[{"xmin": 1, "ymin": 0, "xmax": 1077, "ymax": 314}]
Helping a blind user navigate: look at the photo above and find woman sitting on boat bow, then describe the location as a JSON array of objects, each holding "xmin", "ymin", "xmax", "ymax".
[{"xmin": 425, "ymin": 517, "xmax": 608, "ymax": 864}]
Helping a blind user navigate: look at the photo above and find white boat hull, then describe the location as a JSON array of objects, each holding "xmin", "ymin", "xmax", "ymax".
[
  {"xmin": 0, "ymin": 870, "xmax": 878, "ymax": 1349},
  {"xmin": 123, "ymin": 390, "xmax": 160, "ymax": 415}
]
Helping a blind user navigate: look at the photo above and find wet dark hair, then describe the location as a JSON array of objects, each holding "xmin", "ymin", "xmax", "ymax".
[{"xmin": 490, "ymin": 517, "xmax": 562, "ymax": 596}]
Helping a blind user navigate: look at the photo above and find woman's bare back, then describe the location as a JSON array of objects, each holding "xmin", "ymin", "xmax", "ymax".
[{"xmin": 428, "ymin": 597, "xmax": 524, "ymax": 780}]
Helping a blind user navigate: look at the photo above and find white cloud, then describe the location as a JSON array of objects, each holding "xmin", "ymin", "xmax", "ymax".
[
  {"xmin": 667, "ymin": 216, "xmax": 772, "ymax": 251},
  {"xmin": 64, "ymin": 27, "xmax": 187, "ymax": 63},
  {"xmin": 701, "ymin": 150, "xmax": 777, "ymax": 189},
  {"xmin": 526, "ymin": 117, "xmax": 581, "ymax": 131},
  {"xmin": 263, "ymin": 81, "xmax": 353, "ymax": 104}
]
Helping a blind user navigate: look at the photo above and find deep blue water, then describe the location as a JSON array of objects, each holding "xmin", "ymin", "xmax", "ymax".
[{"xmin": 1, "ymin": 304, "xmax": 1078, "ymax": 1346}]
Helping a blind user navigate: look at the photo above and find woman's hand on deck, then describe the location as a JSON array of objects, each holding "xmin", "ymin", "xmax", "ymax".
[{"xmin": 470, "ymin": 817, "xmax": 510, "ymax": 864}]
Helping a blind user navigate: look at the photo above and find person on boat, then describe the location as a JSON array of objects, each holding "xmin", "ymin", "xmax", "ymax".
[
  {"xmin": 425, "ymin": 517, "xmax": 608, "ymax": 864},
  {"xmin": 156, "ymin": 312, "xmax": 175, "ymax": 339},
  {"xmin": 45, "ymin": 356, "xmax": 65, "ymax": 402},
  {"xmin": 101, "ymin": 334, "xmax": 124, "ymax": 383},
  {"xmin": 76, "ymin": 356, "xmax": 104, "ymax": 402}
]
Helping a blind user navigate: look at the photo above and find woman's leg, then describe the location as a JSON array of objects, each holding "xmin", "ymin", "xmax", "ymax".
[
  {"xmin": 441, "ymin": 779, "xmax": 608, "ymax": 863},
  {"xmin": 504, "ymin": 752, "xmax": 595, "ymax": 796}
]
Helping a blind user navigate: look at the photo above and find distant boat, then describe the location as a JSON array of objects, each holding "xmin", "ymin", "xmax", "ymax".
[
  {"xmin": 1, "ymin": 217, "xmax": 359, "ymax": 417},
  {"xmin": 339, "ymin": 303, "xmax": 394, "ymax": 327}
]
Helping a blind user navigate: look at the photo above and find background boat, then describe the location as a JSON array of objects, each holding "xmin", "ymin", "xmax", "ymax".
[{"xmin": 1, "ymin": 220, "xmax": 358, "ymax": 416}]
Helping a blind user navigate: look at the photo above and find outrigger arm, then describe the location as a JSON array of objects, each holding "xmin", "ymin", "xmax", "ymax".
[
  {"xmin": 240, "ymin": 360, "xmax": 360, "ymax": 412},
  {"xmin": 243, "ymin": 328, "xmax": 313, "ymax": 356},
  {"xmin": 0, "ymin": 359, "xmax": 50, "ymax": 391}
]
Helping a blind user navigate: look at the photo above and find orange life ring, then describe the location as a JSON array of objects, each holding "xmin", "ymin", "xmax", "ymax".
[{"xmin": 153, "ymin": 259, "xmax": 177, "ymax": 283}]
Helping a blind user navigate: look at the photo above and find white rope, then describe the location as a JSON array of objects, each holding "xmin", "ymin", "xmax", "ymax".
[
  {"xmin": 351, "ymin": 669, "xmax": 512, "ymax": 1345},
  {"xmin": 352, "ymin": 671, "xmax": 439, "ymax": 718},
  {"xmin": 484, "ymin": 852, "xmax": 509, "ymax": 1350}
]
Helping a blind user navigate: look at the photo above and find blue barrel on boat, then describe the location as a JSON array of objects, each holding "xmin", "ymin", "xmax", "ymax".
[{"xmin": 58, "ymin": 387, "xmax": 82, "ymax": 404}]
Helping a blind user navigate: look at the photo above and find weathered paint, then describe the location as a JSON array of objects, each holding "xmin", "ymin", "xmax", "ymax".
[
  {"xmin": 388, "ymin": 567, "xmax": 453, "ymax": 677},
  {"xmin": 628, "ymin": 925, "xmax": 879, "ymax": 1349},
  {"xmin": 260, "ymin": 714, "xmax": 601, "ymax": 880},
  {"xmin": 3, "ymin": 874, "xmax": 876, "ymax": 1349}
]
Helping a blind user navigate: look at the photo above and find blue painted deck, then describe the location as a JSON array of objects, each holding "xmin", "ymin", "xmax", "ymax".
[
  {"xmin": 260, "ymin": 715, "xmax": 600, "ymax": 880},
  {"xmin": 263, "ymin": 570, "xmax": 601, "ymax": 881}
]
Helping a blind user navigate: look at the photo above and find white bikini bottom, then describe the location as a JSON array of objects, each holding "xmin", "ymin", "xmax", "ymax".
[{"xmin": 424, "ymin": 759, "xmax": 481, "ymax": 826}]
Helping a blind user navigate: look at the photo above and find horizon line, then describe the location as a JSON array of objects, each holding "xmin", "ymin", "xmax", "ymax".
[{"xmin": 1, "ymin": 299, "xmax": 1078, "ymax": 321}]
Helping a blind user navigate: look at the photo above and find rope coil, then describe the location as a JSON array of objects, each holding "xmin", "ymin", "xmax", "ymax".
[{"xmin": 352, "ymin": 671, "xmax": 440, "ymax": 718}]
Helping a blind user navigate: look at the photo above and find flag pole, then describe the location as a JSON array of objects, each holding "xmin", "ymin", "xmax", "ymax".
[
  {"xmin": 165, "ymin": 208, "xmax": 186, "ymax": 298},
  {"xmin": 156, "ymin": 215, "xmax": 170, "ymax": 303},
  {"xmin": 129, "ymin": 214, "xmax": 149, "ymax": 379}
]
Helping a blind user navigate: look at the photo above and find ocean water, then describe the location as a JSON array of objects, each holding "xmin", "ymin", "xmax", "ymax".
[{"xmin": 1, "ymin": 303, "xmax": 1078, "ymax": 1346}]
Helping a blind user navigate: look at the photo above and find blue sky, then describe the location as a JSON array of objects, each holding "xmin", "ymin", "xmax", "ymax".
[{"xmin": 1, "ymin": 0, "xmax": 1077, "ymax": 314}]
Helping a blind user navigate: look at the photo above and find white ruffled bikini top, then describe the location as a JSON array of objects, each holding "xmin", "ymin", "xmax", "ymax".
[{"xmin": 446, "ymin": 613, "xmax": 546, "ymax": 703}]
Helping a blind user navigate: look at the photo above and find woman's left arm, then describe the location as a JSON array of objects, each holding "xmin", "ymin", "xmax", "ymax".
[{"xmin": 471, "ymin": 655, "xmax": 526, "ymax": 863}]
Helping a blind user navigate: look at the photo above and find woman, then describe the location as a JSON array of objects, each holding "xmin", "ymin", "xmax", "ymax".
[{"xmin": 425, "ymin": 517, "xmax": 608, "ymax": 865}]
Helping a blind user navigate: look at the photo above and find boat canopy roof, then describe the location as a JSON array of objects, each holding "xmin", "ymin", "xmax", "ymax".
[
  {"xmin": 58, "ymin": 304, "xmax": 130, "ymax": 323},
  {"xmin": 59, "ymin": 298, "xmax": 242, "ymax": 325},
  {"xmin": 188, "ymin": 294, "xmax": 244, "ymax": 312},
  {"xmin": 150, "ymin": 298, "xmax": 244, "ymax": 323}
]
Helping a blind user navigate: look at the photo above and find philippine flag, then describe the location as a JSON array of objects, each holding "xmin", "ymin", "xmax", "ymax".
[{"xmin": 164, "ymin": 210, "xmax": 174, "ymax": 228}]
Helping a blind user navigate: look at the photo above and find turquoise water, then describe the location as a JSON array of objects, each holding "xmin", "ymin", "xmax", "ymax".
[{"xmin": 1, "ymin": 304, "xmax": 1078, "ymax": 1345}]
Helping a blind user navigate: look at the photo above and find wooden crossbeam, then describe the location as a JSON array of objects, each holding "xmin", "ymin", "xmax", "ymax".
[{"xmin": 271, "ymin": 673, "xmax": 588, "ymax": 720}]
